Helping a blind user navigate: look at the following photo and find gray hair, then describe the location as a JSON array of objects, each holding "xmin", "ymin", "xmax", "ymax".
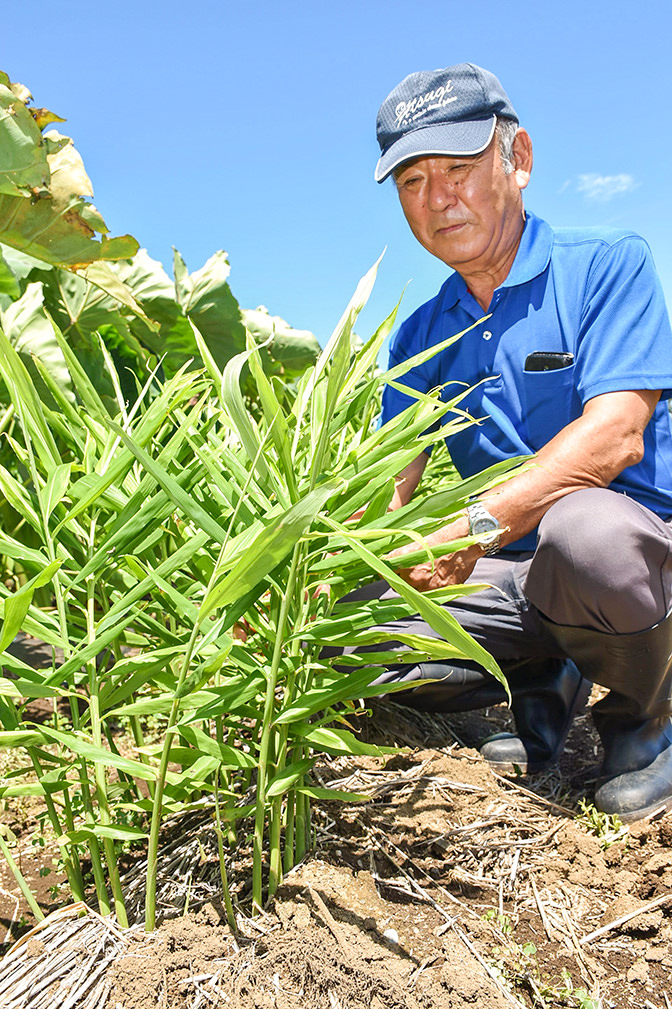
[{"xmin": 496, "ymin": 118, "xmax": 519, "ymax": 175}]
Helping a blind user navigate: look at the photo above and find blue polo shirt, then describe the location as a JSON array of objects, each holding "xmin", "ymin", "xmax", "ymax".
[{"xmin": 381, "ymin": 211, "xmax": 672, "ymax": 551}]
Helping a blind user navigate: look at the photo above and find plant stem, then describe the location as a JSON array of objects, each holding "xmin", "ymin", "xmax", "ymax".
[
  {"xmin": 212, "ymin": 671, "xmax": 237, "ymax": 850},
  {"xmin": 86, "ymin": 518, "xmax": 128, "ymax": 926},
  {"xmin": 225, "ymin": 728, "xmax": 238, "ymax": 847},
  {"xmin": 268, "ymin": 797, "xmax": 283, "ymax": 899},
  {"xmin": 144, "ymin": 624, "xmax": 200, "ymax": 931},
  {"xmin": 15, "ymin": 400, "xmax": 99, "ymax": 909},
  {"xmin": 0, "ymin": 832, "xmax": 44, "ymax": 922},
  {"xmin": 295, "ymin": 787, "xmax": 309, "ymax": 862},
  {"xmin": 146, "ymin": 508, "xmax": 258, "ymax": 929},
  {"xmin": 129, "ymin": 716, "xmax": 155, "ymax": 798},
  {"xmin": 252, "ymin": 545, "xmax": 301, "ymax": 910},
  {"xmin": 97, "ymin": 591, "xmax": 155, "ymax": 798},
  {"xmin": 213, "ymin": 774, "xmax": 237, "ymax": 931},
  {"xmin": 27, "ymin": 750, "xmax": 85, "ymax": 902},
  {"xmin": 284, "ymin": 791, "xmax": 296, "ymax": 873}
]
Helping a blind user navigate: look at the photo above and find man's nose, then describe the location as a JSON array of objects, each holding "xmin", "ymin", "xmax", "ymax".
[{"xmin": 426, "ymin": 174, "xmax": 457, "ymax": 211}]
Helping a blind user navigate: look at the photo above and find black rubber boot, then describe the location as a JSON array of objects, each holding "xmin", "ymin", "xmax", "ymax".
[
  {"xmin": 478, "ymin": 658, "xmax": 591, "ymax": 774},
  {"xmin": 540, "ymin": 613, "xmax": 672, "ymax": 822},
  {"xmin": 394, "ymin": 660, "xmax": 508, "ymax": 713}
]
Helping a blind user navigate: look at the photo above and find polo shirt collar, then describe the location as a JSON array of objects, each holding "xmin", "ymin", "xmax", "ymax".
[
  {"xmin": 439, "ymin": 210, "xmax": 554, "ymax": 312},
  {"xmin": 499, "ymin": 211, "xmax": 553, "ymax": 290}
]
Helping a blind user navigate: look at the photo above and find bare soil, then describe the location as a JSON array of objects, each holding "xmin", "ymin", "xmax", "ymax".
[{"xmin": 2, "ymin": 689, "xmax": 672, "ymax": 1009}]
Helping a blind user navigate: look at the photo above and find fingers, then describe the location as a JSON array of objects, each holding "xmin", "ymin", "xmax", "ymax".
[{"xmin": 396, "ymin": 549, "xmax": 478, "ymax": 591}]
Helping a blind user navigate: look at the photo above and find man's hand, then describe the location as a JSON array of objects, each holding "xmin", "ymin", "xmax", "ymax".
[
  {"xmin": 395, "ymin": 547, "xmax": 481, "ymax": 591},
  {"xmin": 387, "ymin": 515, "xmax": 480, "ymax": 591}
]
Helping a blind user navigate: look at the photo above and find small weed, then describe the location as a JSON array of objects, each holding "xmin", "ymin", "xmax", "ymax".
[
  {"xmin": 483, "ymin": 908, "xmax": 513, "ymax": 934},
  {"xmin": 488, "ymin": 935, "xmax": 541, "ymax": 1000},
  {"xmin": 575, "ymin": 799, "xmax": 628, "ymax": 848},
  {"xmin": 545, "ymin": 968, "xmax": 602, "ymax": 1009},
  {"xmin": 483, "ymin": 912, "xmax": 602, "ymax": 1007}
]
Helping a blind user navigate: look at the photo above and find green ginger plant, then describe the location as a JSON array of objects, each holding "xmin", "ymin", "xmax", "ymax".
[
  {"xmin": 0, "ymin": 254, "xmax": 516, "ymax": 929},
  {"xmin": 0, "ymin": 67, "xmax": 521, "ymax": 932}
]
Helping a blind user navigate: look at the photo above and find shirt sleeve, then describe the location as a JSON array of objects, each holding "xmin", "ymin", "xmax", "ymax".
[{"xmin": 575, "ymin": 235, "xmax": 672, "ymax": 403}]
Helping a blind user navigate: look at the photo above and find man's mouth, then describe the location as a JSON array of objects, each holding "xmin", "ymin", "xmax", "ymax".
[{"xmin": 435, "ymin": 222, "xmax": 466, "ymax": 235}]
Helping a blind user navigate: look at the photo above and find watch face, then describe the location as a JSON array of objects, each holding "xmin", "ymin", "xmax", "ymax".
[
  {"xmin": 468, "ymin": 504, "xmax": 501, "ymax": 552},
  {"xmin": 472, "ymin": 517, "xmax": 498, "ymax": 535}
]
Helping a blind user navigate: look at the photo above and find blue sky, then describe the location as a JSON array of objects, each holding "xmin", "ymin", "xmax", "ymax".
[{"xmin": 3, "ymin": 1, "xmax": 671, "ymax": 347}]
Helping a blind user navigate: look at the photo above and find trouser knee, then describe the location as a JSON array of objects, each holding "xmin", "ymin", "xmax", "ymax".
[{"xmin": 524, "ymin": 488, "xmax": 672, "ymax": 634}]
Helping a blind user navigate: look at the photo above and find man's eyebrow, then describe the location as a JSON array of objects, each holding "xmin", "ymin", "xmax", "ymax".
[
  {"xmin": 394, "ymin": 152, "xmax": 483, "ymax": 181},
  {"xmin": 393, "ymin": 163, "xmax": 420, "ymax": 179}
]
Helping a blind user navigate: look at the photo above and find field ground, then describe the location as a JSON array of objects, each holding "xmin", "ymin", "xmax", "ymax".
[{"xmin": 1, "ymin": 684, "xmax": 672, "ymax": 1008}]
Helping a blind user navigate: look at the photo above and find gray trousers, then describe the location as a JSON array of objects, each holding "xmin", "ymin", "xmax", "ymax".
[{"xmin": 346, "ymin": 488, "xmax": 672, "ymax": 673}]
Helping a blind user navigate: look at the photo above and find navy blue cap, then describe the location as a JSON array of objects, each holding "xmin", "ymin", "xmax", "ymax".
[{"xmin": 375, "ymin": 63, "xmax": 518, "ymax": 183}]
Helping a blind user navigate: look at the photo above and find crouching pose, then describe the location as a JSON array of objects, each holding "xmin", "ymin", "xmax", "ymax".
[{"xmin": 358, "ymin": 63, "xmax": 672, "ymax": 822}]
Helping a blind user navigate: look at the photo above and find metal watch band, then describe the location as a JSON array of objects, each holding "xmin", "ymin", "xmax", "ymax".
[{"xmin": 466, "ymin": 501, "xmax": 502, "ymax": 556}]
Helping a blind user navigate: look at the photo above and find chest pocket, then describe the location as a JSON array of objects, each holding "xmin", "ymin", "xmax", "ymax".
[
  {"xmin": 462, "ymin": 377, "xmax": 529, "ymax": 454},
  {"xmin": 522, "ymin": 364, "xmax": 577, "ymax": 451}
]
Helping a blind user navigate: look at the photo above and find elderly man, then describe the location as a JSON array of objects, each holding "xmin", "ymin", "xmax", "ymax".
[{"xmin": 366, "ymin": 63, "xmax": 672, "ymax": 822}]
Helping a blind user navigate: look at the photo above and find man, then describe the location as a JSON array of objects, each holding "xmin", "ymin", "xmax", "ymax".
[{"xmin": 366, "ymin": 63, "xmax": 672, "ymax": 822}]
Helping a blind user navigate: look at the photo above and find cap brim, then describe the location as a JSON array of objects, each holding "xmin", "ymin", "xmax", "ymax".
[{"xmin": 375, "ymin": 116, "xmax": 497, "ymax": 183}]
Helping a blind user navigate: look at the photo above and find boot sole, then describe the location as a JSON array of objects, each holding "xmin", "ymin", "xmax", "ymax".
[
  {"xmin": 483, "ymin": 753, "xmax": 556, "ymax": 775},
  {"xmin": 610, "ymin": 797, "xmax": 672, "ymax": 824}
]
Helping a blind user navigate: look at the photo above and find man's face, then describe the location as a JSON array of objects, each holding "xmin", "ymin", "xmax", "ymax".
[{"xmin": 394, "ymin": 133, "xmax": 530, "ymax": 275}]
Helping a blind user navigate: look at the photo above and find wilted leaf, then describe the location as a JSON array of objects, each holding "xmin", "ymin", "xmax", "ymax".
[
  {"xmin": 0, "ymin": 80, "xmax": 48, "ymax": 196},
  {"xmin": 30, "ymin": 107, "xmax": 66, "ymax": 131},
  {"xmin": 0, "ymin": 77, "xmax": 138, "ymax": 268}
]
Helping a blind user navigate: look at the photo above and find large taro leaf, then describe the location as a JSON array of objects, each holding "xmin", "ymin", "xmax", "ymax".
[
  {"xmin": 0, "ymin": 282, "xmax": 74, "ymax": 403},
  {"xmin": 243, "ymin": 306, "xmax": 320, "ymax": 380},
  {"xmin": 0, "ymin": 266, "xmax": 124, "ymax": 406},
  {"xmin": 115, "ymin": 250, "xmax": 318, "ymax": 384},
  {"xmin": 113, "ymin": 250, "xmax": 210, "ymax": 378},
  {"xmin": 0, "ymin": 244, "xmax": 51, "ymax": 290},
  {"xmin": 80, "ymin": 249, "xmax": 247, "ymax": 381},
  {"xmin": 0, "ymin": 72, "xmax": 138, "ymax": 269},
  {"xmin": 40, "ymin": 262, "xmax": 150, "ymax": 391},
  {"xmin": 173, "ymin": 249, "xmax": 247, "ymax": 370},
  {"xmin": 0, "ymin": 71, "xmax": 316, "ymax": 386},
  {"xmin": 0, "ymin": 248, "xmax": 157, "ymax": 397},
  {"xmin": 172, "ymin": 250, "xmax": 319, "ymax": 381}
]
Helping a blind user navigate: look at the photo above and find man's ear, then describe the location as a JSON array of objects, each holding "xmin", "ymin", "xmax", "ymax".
[{"xmin": 511, "ymin": 128, "xmax": 533, "ymax": 190}]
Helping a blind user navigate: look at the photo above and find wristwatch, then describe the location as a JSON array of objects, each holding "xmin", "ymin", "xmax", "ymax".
[{"xmin": 467, "ymin": 501, "xmax": 502, "ymax": 555}]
